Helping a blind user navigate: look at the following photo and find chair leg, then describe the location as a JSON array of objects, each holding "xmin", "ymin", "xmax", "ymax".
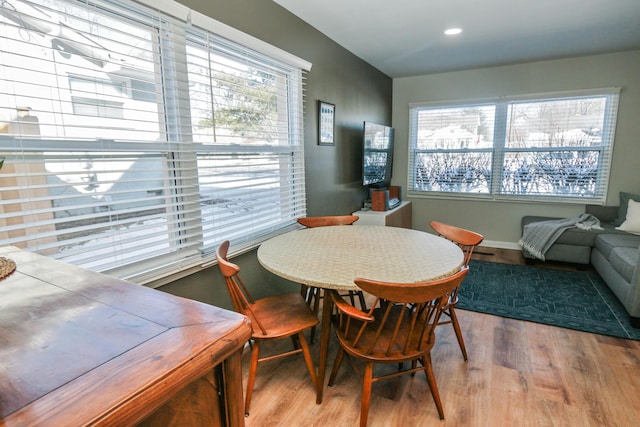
[
  {"xmin": 449, "ymin": 306, "xmax": 468, "ymax": 361},
  {"xmin": 312, "ymin": 287, "xmax": 321, "ymax": 313},
  {"xmin": 309, "ymin": 288, "xmax": 321, "ymax": 344},
  {"xmin": 328, "ymin": 347, "xmax": 345, "ymax": 386},
  {"xmin": 356, "ymin": 291, "xmax": 368, "ymax": 311},
  {"xmin": 304, "ymin": 285, "xmax": 317, "ymax": 306},
  {"xmin": 422, "ymin": 354, "xmax": 445, "ymax": 420},
  {"xmin": 360, "ymin": 362, "xmax": 374, "ymax": 427},
  {"xmin": 244, "ymin": 340, "xmax": 261, "ymax": 416},
  {"xmin": 291, "ymin": 333, "xmax": 301, "ymax": 350},
  {"xmin": 297, "ymin": 332, "xmax": 318, "ymax": 390},
  {"xmin": 348, "ymin": 291, "xmax": 356, "ymax": 306}
]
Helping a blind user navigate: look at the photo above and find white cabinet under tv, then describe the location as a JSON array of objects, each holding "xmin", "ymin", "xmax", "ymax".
[{"xmin": 352, "ymin": 201, "xmax": 412, "ymax": 229}]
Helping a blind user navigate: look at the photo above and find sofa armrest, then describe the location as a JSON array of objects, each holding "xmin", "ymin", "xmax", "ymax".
[{"xmin": 627, "ymin": 244, "xmax": 640, "ymax": 321}]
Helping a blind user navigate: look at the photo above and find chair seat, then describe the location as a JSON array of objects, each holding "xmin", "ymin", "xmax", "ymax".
[
  {"xmin": 248, "ymin": 293, "xmax": 319, "ymax": 339},
  {"xmin": 333, "ymin": 305, "xmax": 434, "ymax": 363}
]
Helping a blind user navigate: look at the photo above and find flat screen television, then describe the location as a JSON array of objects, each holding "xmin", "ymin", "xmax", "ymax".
[{"xmin": 362, "ymin": 121, "xmax": 395, "ymax": 188}]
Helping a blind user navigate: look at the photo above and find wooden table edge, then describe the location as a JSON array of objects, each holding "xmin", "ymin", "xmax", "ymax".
[{"xmin": 0, "ymin": 319, "xmax": 252, "ymax": 427}]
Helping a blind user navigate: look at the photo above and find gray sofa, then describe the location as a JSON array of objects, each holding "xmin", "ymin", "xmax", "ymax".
[{"xmin": 521, "ymin": 205, "xmax": 640, "ymax": 327}]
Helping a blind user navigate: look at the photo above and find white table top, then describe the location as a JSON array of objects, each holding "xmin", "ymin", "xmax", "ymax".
[{"xmin": 257, "ymin": 225, "xmax": 464, "ymax": 291}]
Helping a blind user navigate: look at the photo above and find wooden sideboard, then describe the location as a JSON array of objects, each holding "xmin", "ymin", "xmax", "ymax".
[
  {"xmin": 0, "ymin": 246, "xmax": 251, "ymax": 426},
  {"xmin": 352, "ymin": 201, "xmax": 412, "ymax": 228}
]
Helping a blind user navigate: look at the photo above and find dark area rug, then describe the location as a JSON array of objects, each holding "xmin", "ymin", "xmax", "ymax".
[{"xmin": 458, "ymin": 260, "xmax": 640, "ymax": 340}]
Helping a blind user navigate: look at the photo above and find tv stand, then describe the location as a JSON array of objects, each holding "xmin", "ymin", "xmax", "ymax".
[{"xmin": 353, "ymin": 201, "xmax": 412, "ymax": 229}]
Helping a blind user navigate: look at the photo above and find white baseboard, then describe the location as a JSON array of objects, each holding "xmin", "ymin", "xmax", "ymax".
[{"xmin": 478, "ymin": 240, "xmax": 521, "ymax": 251}]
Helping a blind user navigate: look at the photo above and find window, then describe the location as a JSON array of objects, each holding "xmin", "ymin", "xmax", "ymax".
[
  {"xmin": 70, "ymin": 77, "xmax": 126, "ymax": 118},
  {"xmin": 408, "ymin": 90, "xmax": 620, "ymax": 202},
  {"xmin": 0, "ymin": 0, "xmax": 309, "ymax": 284}
]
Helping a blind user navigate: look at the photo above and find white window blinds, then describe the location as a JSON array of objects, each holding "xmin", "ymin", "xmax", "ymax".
[
  {"xmin": 0, "ymin": 0, "xmax": 308, "ymax": 284},
  {"xmin": 408, "ymin": 89, "xmax": 620, "ymax": 203}
]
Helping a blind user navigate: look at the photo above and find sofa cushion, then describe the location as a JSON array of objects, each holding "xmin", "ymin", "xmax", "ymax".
[
  {"xmin": 521, "ymin": 215, "xmax": 610, "ymax": 247},
  {"xmin": 608, "ymin": 247, "xmax": 639, "ymax": 283},
  {"xmin": 613, "ymin": 191, "xmax": 640, "ymax": 226},
  {"xmin": 616, "ymin": 199, "xmax": 640, "ymax": 235},
  {"xmin": 586, "ymin": 205, "xmax": 619, "ymax": 223},
  {"xmin": 556, "ymin": 227, "xmax": 605, "ymax": 247},
  {"xmin": 544, "ymin": 243, "xmax": 591, "ymax": 264},
  {"xmin": 594, "ymin": 233, "xmax": 640, "ymax": 258}
]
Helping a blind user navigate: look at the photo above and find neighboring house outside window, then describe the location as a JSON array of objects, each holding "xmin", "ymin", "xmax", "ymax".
[
  {"xmin": 408, "ymin": 89, "xmax": 620, "ymax": 203},
  {"xmin": 0, "ymin": 0, "xmax": 309, "ymax": 284}
]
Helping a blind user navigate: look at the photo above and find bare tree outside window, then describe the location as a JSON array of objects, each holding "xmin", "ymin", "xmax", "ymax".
[{"xmin": 409, "ymin": 92, "xmax": 618, "ymax": 202}]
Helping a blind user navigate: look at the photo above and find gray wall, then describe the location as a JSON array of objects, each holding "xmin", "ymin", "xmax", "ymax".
[
  {"xmin": 393, "ymin": 50, "xmax": 640, "ymax": 248},
  {"xmin": 159, "ymin": 0, "xmax": 392, "ymax": 307}
]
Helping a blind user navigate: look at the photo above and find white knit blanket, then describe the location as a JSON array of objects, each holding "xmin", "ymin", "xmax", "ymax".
[{"xmin": 519, "ymin": 213, "xmax": 602, "ymax": 261}]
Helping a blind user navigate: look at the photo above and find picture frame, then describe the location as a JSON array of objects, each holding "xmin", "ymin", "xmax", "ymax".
[{"xmin": 318, "ymin": 101, "xmax": 335, "ymax": 145}]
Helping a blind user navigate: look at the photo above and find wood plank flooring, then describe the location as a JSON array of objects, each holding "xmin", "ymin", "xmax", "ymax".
[{"xmin": 241, "ymin": 249, "xmax": 640, "ymax": 427}]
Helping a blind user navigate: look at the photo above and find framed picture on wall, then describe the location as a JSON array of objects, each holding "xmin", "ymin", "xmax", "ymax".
[{"xmin": 318, "ymin": 100, "xmax": 335, "ymax": 145}]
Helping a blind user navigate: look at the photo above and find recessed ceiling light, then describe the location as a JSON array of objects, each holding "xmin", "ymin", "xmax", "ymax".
[{"xmin": 444, "ymin": 28, "xmax": 463, "ymax": 36}]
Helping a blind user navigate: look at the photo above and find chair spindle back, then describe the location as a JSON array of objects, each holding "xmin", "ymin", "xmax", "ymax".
[
  {"xmin": 297, "ymin": 215, "xmax": 359, "ymax": 228},
  {"xmin": 330, "ymin": 268, "xmax": 469, "ymax": 360},
  {"xmin": 216, "ymin": 240, "xmax": 267, "ymax": 335},
  {"xmin": 429, "ymin": 221, "xmax": 484, "ymax": 267}
]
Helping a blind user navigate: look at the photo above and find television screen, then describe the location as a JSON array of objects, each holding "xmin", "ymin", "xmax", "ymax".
[{"xmin": 362, "ymin": 122, "xmax": 394, "ymax": 187}]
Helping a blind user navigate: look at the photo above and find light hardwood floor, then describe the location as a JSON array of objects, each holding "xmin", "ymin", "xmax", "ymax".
[{"xmin": 241, "ymin": 249, "xmax": 640, "ymax": 427}]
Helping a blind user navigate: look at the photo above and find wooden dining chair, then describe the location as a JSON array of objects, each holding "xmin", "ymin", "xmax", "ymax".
[
  {"xmin": 215, "ymin": 240, "xmax": 318, "ymax": 416},
  {"xmin": 429, "ymin": 221, "xmax": 484, "ymax": 361},
  {"xmin": 327, "ymin": 268, "xmax": 469, "ymax": 427},
  {"xmin": 296, "ymin": 215, "xmax": 366, "ymax": 342},
  {"xmin": 297, "ymin": 215, "xmax": 359, "ymax": 228}
]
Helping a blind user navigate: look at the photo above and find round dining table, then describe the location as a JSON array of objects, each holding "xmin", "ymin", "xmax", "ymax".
[{"xmin": 257, "ymin": 225, "xmax": 464, "ymax": 404}]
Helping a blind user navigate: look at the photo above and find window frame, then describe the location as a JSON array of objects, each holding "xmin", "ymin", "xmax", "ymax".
[
  {"xmin": 0, "ymin": 0, "xmax": 310, "ymax": 285},
  {"xmin": 407, "ymin": 88, "xmax": 620, "ymax": 204}
]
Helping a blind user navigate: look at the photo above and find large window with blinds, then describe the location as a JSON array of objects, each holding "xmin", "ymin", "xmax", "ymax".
[
  {"xmin": 408, "ymin": 90, "xmax": 620, "ymax": 203},
  {"xmin": 0, "ymin": 0, "xmax": 308, "ymax": 283}
]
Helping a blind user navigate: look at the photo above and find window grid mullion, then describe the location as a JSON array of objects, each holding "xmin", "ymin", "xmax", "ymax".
[{"xmin": 491, "ymin": 102, "xmax": 508, "ymax": 195}]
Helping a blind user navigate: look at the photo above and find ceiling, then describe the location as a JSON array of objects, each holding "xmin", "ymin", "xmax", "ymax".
[{"xmin": 273, "ymin": 0, "xmax": 640, "ymax": 78}]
